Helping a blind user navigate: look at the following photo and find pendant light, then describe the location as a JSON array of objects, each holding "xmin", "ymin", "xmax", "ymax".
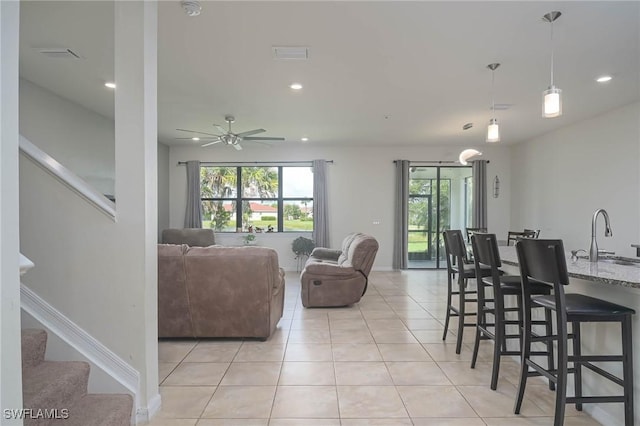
[
  {"xmin": 486, "ymin": 63, "xmax": 500, "ymax": 143},
  {"xmin": 459, "ymin": 149, "xmax": 482, "ymax": 165},
  {"xmin": 542, "ymin": 11, "xmax": 562, "ymax": 118}
]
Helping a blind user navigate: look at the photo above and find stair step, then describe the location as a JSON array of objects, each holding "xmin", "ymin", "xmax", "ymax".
[
  {"xmin": 22, "ymin": 329, "xmax": 48, "ymax": 369},
  {"xmin": 23, "ymin": 361, "xmax": 90, "ymax": 426},
  {"xmin": 50, "ymin": 394, "xmax": 133, "ymax": 426}
]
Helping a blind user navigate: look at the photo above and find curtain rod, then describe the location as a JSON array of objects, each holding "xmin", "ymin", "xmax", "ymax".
[
  {"xmin": 393, "ymin": 160, "xmax": 490, "ymax": 164},
  {"xmin": 178, "ymin": 160, "xmax": 333, "ymax": 166}
]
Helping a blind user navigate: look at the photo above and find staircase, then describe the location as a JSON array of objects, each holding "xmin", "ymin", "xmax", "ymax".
[{"xmin": 21, "ymin": 329, "xmax": 133, "ymax": 426}]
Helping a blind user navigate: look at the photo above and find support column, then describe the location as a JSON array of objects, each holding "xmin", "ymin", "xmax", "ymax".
[
  {"xmin": 0, "ymin": 0, "xmax": 23, "ymax": 423},
  {"xmin": 114, "ymin": 1, "xmax": 159, "ymax": 421}
]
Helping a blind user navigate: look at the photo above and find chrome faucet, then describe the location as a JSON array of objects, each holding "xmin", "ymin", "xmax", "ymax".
[{"xmin": 589, "ymin": 208, "xmax": 613, "ymax": 262}]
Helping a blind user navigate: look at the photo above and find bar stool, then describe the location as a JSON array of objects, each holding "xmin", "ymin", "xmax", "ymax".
[
  {"xmin": 470, "ymin": 233, "xmax": 555, "ymax": 390},
  {"xmin": 507, "ymin": 230, "xmax": 538, "ymax": 246},
  {"xmin": 442, "ymin": 229, "xmax": 489, "ymax": 354},
  {"xmin": 514, "ymin": 238, "xmax": 635, "ymax": 426},
  {"xmin": 465, "ymin": 227, "xmax": 487, "ymax": 243}
]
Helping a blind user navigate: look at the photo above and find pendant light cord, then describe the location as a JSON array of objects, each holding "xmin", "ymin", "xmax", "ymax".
[
  {"xmin": 491, "ymin": 69, "xmax": 496, "ymax": 117},
  {"xmin": 550, "ymin": 19, "xmax": 555, "ymax": 86}
]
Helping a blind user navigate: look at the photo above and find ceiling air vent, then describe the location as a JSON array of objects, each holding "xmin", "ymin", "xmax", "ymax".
[
  {"xmin": 272, "ymin": 46, "xmax": 309, "ymax": 60},
  {"xmin": 493, "ymin": 103, "xmax": 513, "ymax": 111},
  {"xmin": 36, "ymin": 48, "xmax": 82, "ymax": 59}
]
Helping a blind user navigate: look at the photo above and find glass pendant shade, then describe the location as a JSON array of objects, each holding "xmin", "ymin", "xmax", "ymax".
[
  {"xmin": 486, "ymin": 118, "xmax": 500, "ymax": 143},
  {"xmin": 459, "ymin": 148, "xmax": 482, "ymax": 165},
  {"xmin": 543, "ymin": 85, "xmax": 562, "ymax": 118}
]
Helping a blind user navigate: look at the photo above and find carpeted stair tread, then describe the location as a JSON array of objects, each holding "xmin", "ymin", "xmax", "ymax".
[
  {"xmin": 23, "ymin": 361, "xmax": 90, "ymax": 417},
  {"xmin": 50, "ymin": 394, "xmax": 133, "ymax": 426},
  {"xmin": 22, "ymin": 329, "xmax": 48, "ymax": 369}
]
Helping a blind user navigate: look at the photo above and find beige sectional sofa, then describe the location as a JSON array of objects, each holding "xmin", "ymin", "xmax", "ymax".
[{"xmin": 158, "ymin": 239, "xmax": 285, "ymax": 339}]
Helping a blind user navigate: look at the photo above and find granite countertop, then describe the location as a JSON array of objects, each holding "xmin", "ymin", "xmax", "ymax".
[{"xmin": 499, "ymin": 246, "xmax": 640, "ymax": 290}]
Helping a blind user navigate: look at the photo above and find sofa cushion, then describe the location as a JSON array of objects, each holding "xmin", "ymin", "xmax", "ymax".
[
  {"xmin": 337, "ymin": 232, "xmax": 363, "ymax": 265},
  {"xmin": 162, "ymin": 228, "xmax": 215, "ymax": 247}
]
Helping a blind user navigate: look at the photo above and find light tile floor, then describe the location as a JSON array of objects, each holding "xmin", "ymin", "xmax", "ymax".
[{"xmin": 151, "ymin": 270, "xmax": 602, "ymax": 426}]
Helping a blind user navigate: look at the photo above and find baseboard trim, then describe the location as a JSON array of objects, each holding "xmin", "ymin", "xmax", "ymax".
[
  {"xmin": 136, "ymin": 393, "xmax": 161, "ymax": 424},
  {"xmin": 20, "ymin": 284, "xmax": 140, "ymax": 408}
]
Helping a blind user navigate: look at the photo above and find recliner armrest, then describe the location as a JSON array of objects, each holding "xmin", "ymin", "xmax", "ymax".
[
  {"xmin": 304, "ymin": 262, "xmax": 356, "ymax": 276},
  {"xmin": 310, "ymin": 248, "xmax": 342, "ymax": 262}
]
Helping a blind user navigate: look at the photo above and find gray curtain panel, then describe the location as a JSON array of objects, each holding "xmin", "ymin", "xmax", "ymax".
[
  {"xmin": 312, "ymin": 159, "xmax": 330, "ymax": 248},
  {"xmin": 184, "ymin": 160, "xmax": 203, "ymax": 228},
  {"xmin": 472, "ymin": 159, "xmax": 488, "ymax": 229},
  {"xmin": 393, "ymin": 160, "xmax": 409, "ymax": 270}
]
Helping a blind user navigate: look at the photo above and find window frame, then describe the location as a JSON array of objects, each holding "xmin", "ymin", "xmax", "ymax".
[{"xmin": 200, "ymin": 165, "xmax": 313, "ymax": 233}]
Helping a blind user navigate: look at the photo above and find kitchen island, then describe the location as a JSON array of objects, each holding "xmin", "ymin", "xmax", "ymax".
[{"xmin": 498, "ymin": 245, "xmax": 639, "ymax": 426}]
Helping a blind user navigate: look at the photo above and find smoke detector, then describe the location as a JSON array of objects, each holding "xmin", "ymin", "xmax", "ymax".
[{"xmin": 180, "ymin": 1, "xmax": 201, "ymax": 17}]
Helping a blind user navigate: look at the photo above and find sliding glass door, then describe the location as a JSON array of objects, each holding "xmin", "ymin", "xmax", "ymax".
[{"xmin": 407, "ymin": 165, "xmax": 472, "ymax": 269}]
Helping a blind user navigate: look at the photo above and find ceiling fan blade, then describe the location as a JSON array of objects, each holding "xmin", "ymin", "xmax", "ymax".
[
  {"xmin": 175, "ymin": 137, "xmax": 219, "ymax": 140},
  {"xmin": 201, "ymin": 139, "xmax": 222, "ymax": 147},
  {"xmin": 232, "ymin": 143, "xmax": 243, "ymax": 151},
  {"xmin": 213, "ymin": 124, "xmax": 227, "ymax": 134},
  {"xmin": 176, "ymin": 128, "xmax": 221, "ymax": 137},
  {"xmin": 236, "ymin": 128, "xmax": 266, "ymax": 137},
  {"xmin": 242, "ymin": 136, "xmax": 285, "ymax": 141}
]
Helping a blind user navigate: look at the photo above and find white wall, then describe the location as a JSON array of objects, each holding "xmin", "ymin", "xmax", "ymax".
[
  {"xmin": 511, "ymin": 102, "xmax": 640, "ymax": 257},
  {"xmin": 169, "ymin": 143, "xmax": 512, "ymax": 270},
  {"xmin": 158, "ymin": 142, "xmax": 170, "ymax": 240},
  {"xmin": 19, "ymin": 2, "xmax": 159, "ymax": 421},
  {"xmin": 19, "ymin": 78, "xmax": 115, "ymax": 196},
  {"xmin": 1, "ymin": 1, "xmax": 24, "ymax": 422}
]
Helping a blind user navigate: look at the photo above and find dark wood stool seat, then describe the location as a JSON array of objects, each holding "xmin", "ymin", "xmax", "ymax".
[
  {"xmin": 514, "ymin": 238, "xmax": 635, "ymax": 426},
  {"xmin": 470, "ymin": 233, "xmax": 555, "ymax": 391}
]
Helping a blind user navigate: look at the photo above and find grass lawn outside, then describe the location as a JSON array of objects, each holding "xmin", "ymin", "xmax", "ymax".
[{"xmin": 202, "ymin": 219, "xmax": 313, "ymax": 232}]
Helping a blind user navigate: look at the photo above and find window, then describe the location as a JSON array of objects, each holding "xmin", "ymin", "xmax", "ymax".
[{"xmin": 200, "ymin": 165, "xmax": 313, "ymax": 232}]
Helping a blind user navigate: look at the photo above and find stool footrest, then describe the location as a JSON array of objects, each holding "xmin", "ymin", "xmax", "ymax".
[{"xmin": 566, "ymin": 396, "xmax": 625, "ymax": 404}]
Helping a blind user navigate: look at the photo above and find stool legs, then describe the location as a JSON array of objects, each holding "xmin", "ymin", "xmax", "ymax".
[
  {"xmin": 455, "ymin": 276, "xmax": 466, "ymax": 354},
  {"xmin": 572, "ymin": 322, "xmax": 582, "ymax": 411},
  {"xmin": 554, "ymin": 309, "xmax": 568, "ymax": 426},
  {"xmin": 514, "ymin": 297, "xmax": 531, "ymax": 415},
  {"xmin": 545, "ymin": 308, "xmax": 556, "ymax": 391},
  {"xmin": 622, "ymin": 315, "xmax": 634, "ymax": 426},
  {"xmin": 442, "ymin": 271, "xmax": 453, "ymax": 341}
]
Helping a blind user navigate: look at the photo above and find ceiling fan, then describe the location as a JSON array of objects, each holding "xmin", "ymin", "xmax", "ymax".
[{"xmin": 176, "ymin": 115, "xmax": 285, "ymax": 150}]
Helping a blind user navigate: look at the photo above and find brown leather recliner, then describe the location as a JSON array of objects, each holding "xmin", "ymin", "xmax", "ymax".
[{"xmin": 300, "ymin": 233, "xmax": 379, "ymax": 307}]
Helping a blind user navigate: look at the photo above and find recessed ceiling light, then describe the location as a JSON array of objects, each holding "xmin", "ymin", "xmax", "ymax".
[
  {"xmin": 192, "ymin": 137, "xmax": 200, "ymax": 141},
  {"xmin": 301, "ymin": 137, "xmax": 309, "ymax": 142},
  {"xmin": 290, "ymin": 83, "xmax": 303, "ymax": 90},
  {"xmin": 104, "ymin": 82, "xmax": 116, "ymax": 89},
  {"xmin": 596, "ymin": 75, "xmax": 612, "ymax": 83}
]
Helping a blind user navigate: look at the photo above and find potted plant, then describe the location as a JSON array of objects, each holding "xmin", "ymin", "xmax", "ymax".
[
  {"xmin": 292, "ymin": 236, "xmax": 315, "ymax": 259},
  {"xmin": 242, "ymin": 233, "xmax": 257, "ymax": 245}
]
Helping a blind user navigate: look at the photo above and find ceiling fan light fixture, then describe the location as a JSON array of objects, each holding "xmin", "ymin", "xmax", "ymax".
[{"xmin": 191, "ymin": 137, "xmax": 200, "ymax": 141}]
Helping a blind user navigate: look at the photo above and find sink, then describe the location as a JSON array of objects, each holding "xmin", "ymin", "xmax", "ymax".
[{"xmin": 598, "ymin": 257, "xmax": 640, "ymax": 267}]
